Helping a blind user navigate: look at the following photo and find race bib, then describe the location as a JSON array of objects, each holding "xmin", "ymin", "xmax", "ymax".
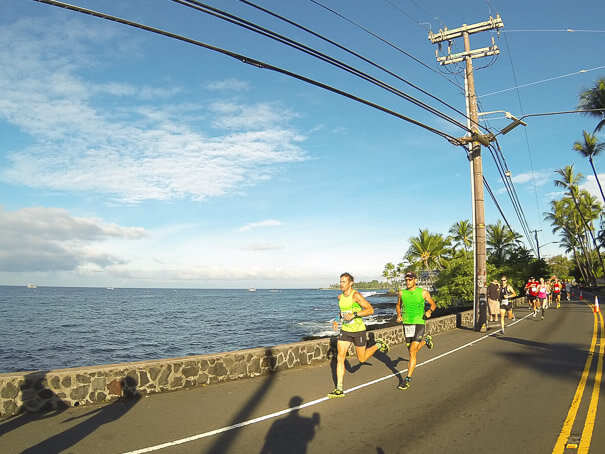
[
  {"xmin": 404, "ymin": 325, "xmax": 416, "ymax": 337},
  {"xmin": 342, "ymin": 311, "xmax": 353, "ymax": 324}
]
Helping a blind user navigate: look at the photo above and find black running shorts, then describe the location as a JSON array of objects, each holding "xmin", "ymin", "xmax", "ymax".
[
  {"xmin": 403, "ymin": 324, "xmax": 426, "ymax": 344},
  {"xmin": 339, "ymin": 330, "xmax": 367, "ymax": 347}
]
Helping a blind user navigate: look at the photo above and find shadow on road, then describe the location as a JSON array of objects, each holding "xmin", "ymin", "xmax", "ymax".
[
  {"xmin": 259, "ymin": 396, "xmax": 319, "ymax": 454},
  {"xmin": 205, "ymin": 348, "xmax": 279, "ymax": 454},
  {"xmin": 0, "ymin": 371, "xmax": 68, "ymax": 437},
  {"xmin": 495, "ymin": 334, "xmax": 595, "ymax": 383},
  {"xmin": 19, "ymin": 376, "xmax": 140, "ymax": 454}
]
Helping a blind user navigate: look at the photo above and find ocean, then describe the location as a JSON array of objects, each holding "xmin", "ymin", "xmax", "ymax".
[{"xmin": 0, "ymin": 286, "xmax": 397, "ymax": 373}]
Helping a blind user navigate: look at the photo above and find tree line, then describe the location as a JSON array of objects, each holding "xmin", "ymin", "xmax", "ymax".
[{"xmin": 382, "ymin": 77, "xmax": 605, "ymax": 308}]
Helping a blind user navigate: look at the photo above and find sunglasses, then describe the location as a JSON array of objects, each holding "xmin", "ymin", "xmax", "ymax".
[{"xmin": 405, "ymin": 277, "xmax": 415, "ymax": 281}]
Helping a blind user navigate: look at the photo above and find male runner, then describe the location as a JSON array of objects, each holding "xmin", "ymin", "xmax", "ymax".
[
  {"xmin": 552, "ymin": 278, "xmax": 562, "ymax": 308},
  {"xmin": 526, "ymin": 277, "xmax": 539, "ymax": 317},
  {"xmin": 396, "ymin": 271, "xmax": 436, "ymax": 390},
  {"xmin": 327, "ymin": 272, "xmax": 389, "ymax": 398}
]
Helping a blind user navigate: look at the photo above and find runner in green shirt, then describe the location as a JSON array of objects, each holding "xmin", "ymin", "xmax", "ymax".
[
  {"xmin": 327, "ymin": 272, "xmax": 389, "ymax": 398},
  {"xmin": 396, "ymin": 271, "xmax": 436, "ymax": 390}
]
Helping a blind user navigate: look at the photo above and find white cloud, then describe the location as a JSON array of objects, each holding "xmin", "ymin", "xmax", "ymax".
[
  {"xmin": 237, "ymin": 219, "xmax": 284, "ymax": 232},
  {"xmin": 511, "ymin": 170, "xmax": 551, "ymax": 187},
  {"xmin": 206, "ymin": 78, "xmax": 251, "ymax": 92},
  {"xmin": 581, "ymin": 173, "xmax": 605, "ymax": 202},
  {"xmin": 0, "ymin": 206, "xmax": 147, "ymax": 272},
  {"xmin": 239, "ymin": 243, "xmax": 284, "ymax": 251},
  {"xmin": 0, "ymin": 17, "xmax": 308, "ymax": 203}
]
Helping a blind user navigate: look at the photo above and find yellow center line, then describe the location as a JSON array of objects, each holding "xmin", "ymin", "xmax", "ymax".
[
  {"xmin": 578, "ymin": 310, "xmax": 604, "ymax": 453},
  {"xmin": 552, "ymin": 306, "xmax": 598, "ymax": 454}
]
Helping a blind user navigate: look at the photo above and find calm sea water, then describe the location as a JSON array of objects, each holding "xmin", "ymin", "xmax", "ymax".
[{"xmin": 0, "ymin": 286, "xmax": 397, "ymax": 373}]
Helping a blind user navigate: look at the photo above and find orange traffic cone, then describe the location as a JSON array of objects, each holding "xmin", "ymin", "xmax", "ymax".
[
  {"xmin": 594, "ymin": 296, "xmax": 601, "ymax": 313},
  {"xmin": 580, "ymin": 291, "xmax": 583, "ymax": 300}
]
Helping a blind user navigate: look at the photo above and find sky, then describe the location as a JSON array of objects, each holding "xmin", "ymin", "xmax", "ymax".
[{"xmin": 0, "ymin": 0, "xmax": 604, "ymax": 289}]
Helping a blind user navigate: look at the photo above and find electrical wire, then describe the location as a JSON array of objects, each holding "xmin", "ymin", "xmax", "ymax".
[
  {"xmin": 227, "ymin": 0, "xmax": 476, "ymax": 131},
  {"xmin": 479, "ymin": 65, "xmax": 605, "ymax": 98},
  {"xmin": 310, "ymin": 0, "xmax": 465, "ymax": 92},
  {"xmin": 172, "ymin": 0, "xmax": 474, "ymax": 134},
  {"xmin": 32, "ymin": 0, "xmax": 461, "ymax": 143}
]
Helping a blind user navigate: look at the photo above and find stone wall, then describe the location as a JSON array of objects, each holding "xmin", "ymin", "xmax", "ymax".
[{"xmin": 0, "ymin": 310, "xmax": 473, "ymax": 417}]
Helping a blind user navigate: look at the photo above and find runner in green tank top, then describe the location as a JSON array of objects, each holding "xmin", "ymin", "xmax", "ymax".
[
  {"xmin": 327, "ymin": 272, "xmax": 389, "ymax": 398},
  {"xmin": 395, "ymin": 271, "xmax": 437, "ymax": 390}
]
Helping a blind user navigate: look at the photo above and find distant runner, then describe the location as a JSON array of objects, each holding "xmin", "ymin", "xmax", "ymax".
[
  {"xmin": 537, "ymin": 278, "xmax": 549, "ymax": 320},
  {"xmin": 526, "ymin": 277, "xmax": 539, "ymax": 316},
  {"xmin": 396, "ymin": 271, "xmax": 436, "ymax": 390},
  {"xmin": 552, "ymin": 278, "xmax": 562, "ymax": 308},
  {"xmin": 499, "ymin": 276, "xmax": 517, "ymax": 334},
  {"xmin": 565, "ymin": 280, "xmax": 572, "ymax": 301},
  {"xmin": 328, "ymin": 272, "xmax": 389, "ymax": 398}
]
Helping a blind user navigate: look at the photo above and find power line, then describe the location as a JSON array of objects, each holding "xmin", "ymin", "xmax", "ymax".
[
  {"xmin": 309, "ymin": 0, "xmax": 465, "ymax": 91},
  {"xmin": 228, "ymin": 0, "xmax": 476, "ymax": 131},
  {"xmin": 499, "ymin": 26, "xmax": 544, "ymax": 243},
  {"xmin": 479, "ymin": 65, "xmax": 605, "ymax": 98},
  {"xmin": 172, "ymin": 0, "xmax": 474, "ymax": 133},
  {"xmin": 502, "ymin": 29, "xmax": 605, "ymax": 33},
  {"xmin": 32, "ymin": 0, "xmax": 461, "ymax": 143}
]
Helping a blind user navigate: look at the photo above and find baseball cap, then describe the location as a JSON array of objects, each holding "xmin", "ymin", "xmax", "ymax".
[{"xmin": 405, "ymin": 271, "xmax": 417, "ymax": 279}]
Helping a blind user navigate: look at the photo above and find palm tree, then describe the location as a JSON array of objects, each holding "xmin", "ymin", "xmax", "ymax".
[
  {"xmin": 577, "ymin": 77, "xmax": 605, "ymax": 133},
  {"xmin": 544, "ymin": 198, "xmax": 595, "ymax": 283},
  {"xmin": 554, "ymin": 165, "xmax": 604, "ymax": 279},
  {"xmin": 382, "ymin": 262, "xmax": 395, "ymax": 288},
  {"xmin": 405, "ymin": 229, "xmax": 449, "ymax": 273},
  {"xmin": 486, "ymin": 220, "xmax": 520, "ymax": 265},
  {"xmin": 448, "ymin": 220, "xmax": 473, "ymax": 257},
  {"xmin": 573, "ymin": 131, "xmax": 605, "ymax": 203}
]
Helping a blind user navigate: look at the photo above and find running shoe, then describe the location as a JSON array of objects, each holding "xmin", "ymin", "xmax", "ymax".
[
  {"xmin": 541, "ymin": 315, "xmax": 544, "ymax": 320},
  {"xmin": 327, "ymin": 388, "xmax": 345, "ymax": 398},
  {"xmin": 424, "ymin": 334, "xmax": 434, "ymax": 350},
  {"xmin": 376, "ymin": 338, "xmax": 389, "ymax": 353},
  {"xmin": 398, "ymin": 377, "xmax": 411, "ymax": 390}
]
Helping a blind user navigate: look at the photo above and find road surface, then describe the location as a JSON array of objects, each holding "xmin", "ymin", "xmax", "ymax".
[{"xmin": 1, "ymin": 298, "xmax": 603, "ymax": 454}]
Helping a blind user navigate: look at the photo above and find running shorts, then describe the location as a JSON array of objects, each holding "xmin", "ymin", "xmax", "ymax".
[
  {"xmin": 403, "ymin": 324, "xmax": 426, "ymax": 344},
  {"xmin": 339, "ymin": 330, "xmax": 367, "ymax": 347}
]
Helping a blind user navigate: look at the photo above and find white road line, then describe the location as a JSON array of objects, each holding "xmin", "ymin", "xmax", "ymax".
[{"xmin": 122, "ymin": 314, "xmax": 532, "ymax": 454}]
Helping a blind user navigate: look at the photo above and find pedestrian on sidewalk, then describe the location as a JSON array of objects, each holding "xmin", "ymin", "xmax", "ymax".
[
  {"xmin": 327, "ymin": 272, "xmax": 389, "ymax": 398},
  {"xmin": 499, "ymin": 276, "xmax": 517, "ymax": 333},
  {"xmin": 487, "ymin": 279, "xmax": 500, "ymax": 324},
  {"xmin": 395, "ymin": 271, "xmax": 436, "ymax": 390}
]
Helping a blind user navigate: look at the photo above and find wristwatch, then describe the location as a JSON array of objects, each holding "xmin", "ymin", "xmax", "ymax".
[{"xmin": 353, "ymin": 312, "xmax": 358, "ymax": 317}]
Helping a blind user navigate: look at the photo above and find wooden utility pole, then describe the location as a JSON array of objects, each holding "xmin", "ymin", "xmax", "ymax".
[{"xmin": 429, "ymin": 16, "xmax": 503, "ymax": 331}]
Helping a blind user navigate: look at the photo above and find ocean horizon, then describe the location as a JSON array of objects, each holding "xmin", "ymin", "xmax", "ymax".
[{"xmin": 0, "ymin": 285, "xmax": 396, "ymax": 373}]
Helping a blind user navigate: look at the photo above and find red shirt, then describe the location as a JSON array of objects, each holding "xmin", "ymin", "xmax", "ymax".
[{"xmin": 526, "ymin": 281, "xmax": 539, "ymax": 296}]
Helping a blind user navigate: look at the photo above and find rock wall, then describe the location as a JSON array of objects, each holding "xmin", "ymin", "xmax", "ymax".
[{"xmin": 0, "ymin": 310, "xmax": 473, "ymax": 417}]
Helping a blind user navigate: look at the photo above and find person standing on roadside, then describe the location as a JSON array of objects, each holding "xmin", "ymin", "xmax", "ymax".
[
  {"xmin": 499, "ymin": 276, "xmax": 517, "ymax": 334},
  {"xmin": 395, "ymin": 271, "xmax": 436, "ymax": 390},
  {"xmin": 328, "ymin": 272, "xmax": 389, "ymax": 398},
  {"xmin": 487, "ymin": 279, "xmax": 500, "ymax": 324}
]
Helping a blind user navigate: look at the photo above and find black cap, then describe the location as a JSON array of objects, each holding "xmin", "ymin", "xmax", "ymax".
[{"xmin": 405, "ymin": 271, "xmax": 417, "ymax": 279}]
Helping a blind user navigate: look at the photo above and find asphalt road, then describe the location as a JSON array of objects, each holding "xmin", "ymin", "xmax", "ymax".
[{"xmin": 1, "ymin": 298, "xmax": 603, "ymax": 454}]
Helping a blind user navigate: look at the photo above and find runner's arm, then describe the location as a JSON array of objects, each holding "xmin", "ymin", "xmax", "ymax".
[
  {"xmin": 396, "ymin": 293, "xmax": 402, "ymax": 322},
  {"xmin": 423, "ymin": 289, "xmax": 437, "ymax": 317}
]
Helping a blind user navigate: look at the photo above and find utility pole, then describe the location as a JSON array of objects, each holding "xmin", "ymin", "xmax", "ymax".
[
  {"xmin": 429, "ymin": 16, "xmax": 503, "ymax": 331},
  {"xmin": 533, "ymin": 229, "xmax": 543, "ymax": 260}
]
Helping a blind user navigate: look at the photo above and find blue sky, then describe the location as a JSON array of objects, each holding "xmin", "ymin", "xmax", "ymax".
[{"xmin": 1, "ymin": 0, "xmax": 603, "ymax": 288}]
